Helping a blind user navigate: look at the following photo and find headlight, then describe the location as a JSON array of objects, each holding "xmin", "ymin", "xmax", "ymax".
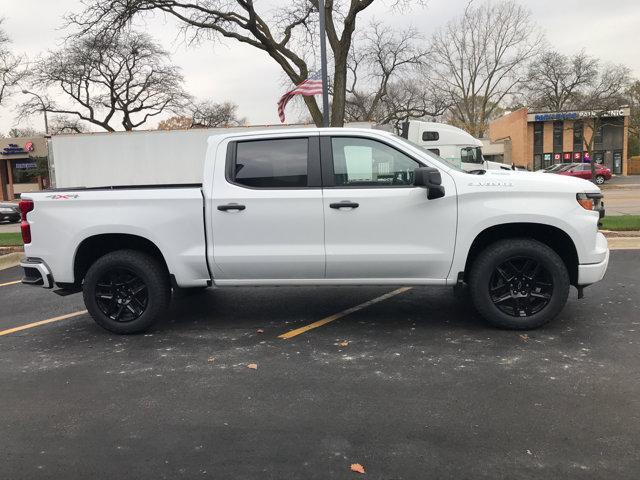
[{"xmin": 576, "ymin": 193, "xmax": 604, "ymax": 218}]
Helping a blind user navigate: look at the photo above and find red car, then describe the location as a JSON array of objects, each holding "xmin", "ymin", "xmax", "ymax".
[{"xmin": 557, "ymin": 163, "xmax": 612, "ymax": 185}]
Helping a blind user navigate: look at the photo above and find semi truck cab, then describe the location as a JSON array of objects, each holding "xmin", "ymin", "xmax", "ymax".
[{"xmin": 400, "ymin": 120, "xmax": 511, "ymax": 172}]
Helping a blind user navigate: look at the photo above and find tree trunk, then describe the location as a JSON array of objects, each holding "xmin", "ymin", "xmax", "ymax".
[
  {"xmin": 330, "ymin": 46, "xmax": 349, "ymax": 127},
  {"xmin": 303, "ymin": 96, "xmax": 324, "ymax": 127}
]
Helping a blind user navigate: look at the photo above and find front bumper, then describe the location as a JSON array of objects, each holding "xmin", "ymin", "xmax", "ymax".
[
  {"xmin": 20, "ymin": 258, "xmax": 54, "ymax": 289},
  {"xmin": 577, "ymin": 247, "xmax": 610, "ymax": 286}
]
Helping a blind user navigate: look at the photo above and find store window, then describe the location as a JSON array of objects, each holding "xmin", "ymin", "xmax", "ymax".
[
  {"xmin": 573, "ymin": 121, "xmax": 584, "ymax": 152},
  {"xmin": 553, "ymin": 121, "xmax": 563, "ymax": 153},
  {"xmin": 533, "ymin": 154, "xmax": 542, "ymax": 171},
  {"xmin": 533, "ymin": 123, "xmax": 543, "ymax": 155},
  {"xmin": 593, "ymin": 125, "xmax": 603, "ymax": 148}
]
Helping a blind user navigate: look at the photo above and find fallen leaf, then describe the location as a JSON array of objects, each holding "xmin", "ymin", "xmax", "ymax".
[
  {"xmin": 256, "ymin": 329, "xmax": 264, "ymax": 333},
  {"xmin": 339, "ymin": 341, "xmax": 350, "ymax": 347},
  {"xmin": 247, "ymin": 363, "xmax": 258, "ymax": 370},
  {"xmin": 519, "ymin": 334, "xmax": 529, "ymax": 342},
  {"xmin": 350, "ymin": 463, "xmax": 365, "ymax": 474},
  {"xmin": 207, "ymin": 356, "xmax": 215, "ymax": 363}
]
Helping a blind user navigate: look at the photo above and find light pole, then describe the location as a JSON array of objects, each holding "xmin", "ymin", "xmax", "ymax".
[
  {"xmin": 21, "ymin": 89, "xmax": 49, "ymax": 135},
  {"xmin": 317, "ymin": 0, "xmax": 330, "ymax": 127}
]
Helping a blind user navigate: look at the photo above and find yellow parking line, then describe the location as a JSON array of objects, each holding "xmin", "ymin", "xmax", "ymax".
[
  {"xmin": 0, "ymin": 310, "xmax": 88, "ymax": 337},
  {"xmin": 278, "ymin": 287, "xmax": 412, "ymax": 340},
  {"xmin": 0, "ymin": 280, "xmax": 21, "ymax": 287}
]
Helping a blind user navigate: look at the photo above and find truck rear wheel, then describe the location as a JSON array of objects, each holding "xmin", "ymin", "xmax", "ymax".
[
  {"xmin": 468, "ymin": 239, "xmax": 569, "ymax": 330},
  {"xmin": 83, "ymin": 250, "xmax": 170, "ymax": 334}
]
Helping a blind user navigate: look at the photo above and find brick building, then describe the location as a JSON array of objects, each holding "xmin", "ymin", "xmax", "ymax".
[
  {"xmin": 489, "ymin": 107, "xmax": 630, "ymax": 174},
  {"xmin": 0, "ymin": 136, "xmax": 48, "ymax": 201}
]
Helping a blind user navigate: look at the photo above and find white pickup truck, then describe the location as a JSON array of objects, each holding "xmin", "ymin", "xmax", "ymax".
[{"xmin": 19, "ymin": 128, "xmax": 609, "ymax": 334}]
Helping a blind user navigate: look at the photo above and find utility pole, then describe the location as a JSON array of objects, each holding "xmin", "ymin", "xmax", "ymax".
[{"xmin": 318, "ymin": 0, "xmax": 330, "ymax": 127}]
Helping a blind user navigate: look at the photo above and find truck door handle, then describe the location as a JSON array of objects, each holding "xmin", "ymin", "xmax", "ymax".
[
  {"xmin": 217, "ymin": 203, "xmax": 246, "ymax": 212},
  {"xmin": 330, "ymin": 201, "xmax": 359, "ymax": 209}
]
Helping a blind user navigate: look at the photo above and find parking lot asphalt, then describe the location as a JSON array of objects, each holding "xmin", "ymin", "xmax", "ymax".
[{"xmin": 1, "ymin": 251, "xmax": 639, "ymax": 479}]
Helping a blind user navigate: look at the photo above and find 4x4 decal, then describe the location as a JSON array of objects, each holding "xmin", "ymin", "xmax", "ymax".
[{"xmin": 46, "ymin": 194, "xmax": 79, "ymax": 200}]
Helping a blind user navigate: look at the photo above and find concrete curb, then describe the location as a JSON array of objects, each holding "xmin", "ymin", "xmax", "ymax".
[
  {"xmin": 607, "ymin": 238, "xmax": 640, "ymax": 250},
  {"xmin": 0, "ymin": 252, "xmax": 22, "ymax": 271}
]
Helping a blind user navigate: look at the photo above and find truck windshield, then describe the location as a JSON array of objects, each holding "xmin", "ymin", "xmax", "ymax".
[
  {"xmin": 392, "ymin": 134, "xmax": 465, "ymax": 172},
  {"xmin": 461, "ymin": 147, "xmax": 484, "ymax": 164}
]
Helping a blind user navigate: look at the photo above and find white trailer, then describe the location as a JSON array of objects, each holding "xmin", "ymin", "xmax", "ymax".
[
  {"xmin": 49, "ymin": 121, "xmax": 506, "ymax": 188},
  {"xmin": 48, "ymin": 124, "xmax": 325, "ymax": 188}
]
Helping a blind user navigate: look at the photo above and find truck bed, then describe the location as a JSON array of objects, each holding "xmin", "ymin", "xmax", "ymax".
[{"xmin": 21, "ymin": 185, "xmax": 211, "ymax": 288}]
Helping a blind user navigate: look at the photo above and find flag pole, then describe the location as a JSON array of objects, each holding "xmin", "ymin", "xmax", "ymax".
[{"xmin": 317, "ymin": 0, "xmax": 330, "ymax": 127}]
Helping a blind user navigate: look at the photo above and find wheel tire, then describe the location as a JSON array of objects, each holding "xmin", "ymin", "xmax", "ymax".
[
  {"xmin": 595, "ymin": 175, "xmax": 605, "ymax": 185},
  {"xmin": 468, "ymin": 239, "xmax": 570, "ymax": 330},
  {"xmin": 83, "ymin": 250, "xmax": 170, "ymax": 334}
]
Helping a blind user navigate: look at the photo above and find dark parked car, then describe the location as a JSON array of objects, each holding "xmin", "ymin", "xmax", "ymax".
[
  {"xmin": 0, "ymin": 202, "xmax": 21, "ymax": 223},
  {"xmin": 557, "ymin": 163, "xmax": 612, "ymax": 185}
]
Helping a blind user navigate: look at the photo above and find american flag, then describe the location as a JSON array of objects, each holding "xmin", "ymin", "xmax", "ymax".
[{"xmin": 277, "ymin": 70, "xmax": 324, "ymax": 123}]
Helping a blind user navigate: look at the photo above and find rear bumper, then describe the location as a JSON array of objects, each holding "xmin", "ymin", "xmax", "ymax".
[{"xmin": 19, "ymin": 258, "xmax": 54, "ymax": 289}]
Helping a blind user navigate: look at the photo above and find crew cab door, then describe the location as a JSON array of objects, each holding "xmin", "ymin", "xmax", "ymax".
[
  {"xmin": 209, "ymin": 134, "xmax": 325, "ymax": 281},
  {"xmin": 321, "ymin": 135, "xmax": 457, "ymax": 281}
]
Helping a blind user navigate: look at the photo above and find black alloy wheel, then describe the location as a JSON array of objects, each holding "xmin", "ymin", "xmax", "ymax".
[
  {"xmin": 83, "ymin": 249, "xmax": 171, "ymax": 334},
  {"xmin": 468, "ymin": 239, "xmax": 570, "ymax": 330},
  {"xmin": 489, "ymin": 256, "xmax": 553, "ymax": 318},
  {"xmin": 95, "ymin": 268, "xmax": 149, "ymax": 322}
]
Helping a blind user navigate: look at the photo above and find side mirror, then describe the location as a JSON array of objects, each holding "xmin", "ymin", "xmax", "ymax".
[{"xmin": 414, "ymin": 167, "xmax": 445, "ymax": 200}]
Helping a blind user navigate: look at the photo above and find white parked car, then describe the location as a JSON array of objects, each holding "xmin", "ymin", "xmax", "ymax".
[{"xmin": 19, "ymin": 128, "xmax": 608, "ymax": 333}]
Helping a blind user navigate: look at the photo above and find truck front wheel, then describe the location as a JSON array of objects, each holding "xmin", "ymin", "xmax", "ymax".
[
  {"xmin": 468, "ymin": 239, "xmax": 570, "ymax": 330},
  {"xmin": 83, "ymin": 250, "xmax": 171, "ymax": 334}
]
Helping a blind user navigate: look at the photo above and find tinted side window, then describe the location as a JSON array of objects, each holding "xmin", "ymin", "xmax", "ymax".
[
  {"xmin": 233, "ymin": 138, "xmax": 308, "ymax": 188},
  {"xmin": 331, "ymin": 137, "xmax": 419, "ymax": 187}
]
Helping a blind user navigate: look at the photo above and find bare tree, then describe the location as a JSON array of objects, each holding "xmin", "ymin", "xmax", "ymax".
[
  {"xmin": 572, "ymin": 64, "xmax": 631, "ymax": 181},
  {"xmin": 7, "ymin": 127, "xmax": 42, "ymax": 138},
  {"xmin": 344, "ymin": 23, "xmax": 448, "ymax": 130},
  {"xmin": 68, "ymin": 0, "xmax": 424, "ymax": 127},
  {"xmin": 20, "ymin": 32, "xmax": 190, "ymax": 131},
  {"xmin": 158, "ymin": 101, "xmax": 245, "ymax": 130},
  {"xmin": 157, "ymin": 116, "xmax": 194, "ymax": 131},
  {"xmin": 0, "ymin": 19, "xmax": 26, "ymax": 109},
  {"xmin": 628, "ymin": 80, "xmax": 640, "ymax": 157},
  {"xmin": 429, "ymin": 0, "xmax": 543, "ymax": 137},
  {"xmin": 49, "ymin": 116, "xmax": 88, "ymax": 134},
  {"xmin": 192, "ymin": 101, "xmax": 246, "ymax": 127},
  {"xmin": 525, "ymin": 51, "xmax": 598, "ymax": 112}
]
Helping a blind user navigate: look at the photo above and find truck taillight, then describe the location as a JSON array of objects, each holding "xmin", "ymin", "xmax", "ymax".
[{"xmin": 19, "ymin": 199, "xmax": 34, "ymax": 244}]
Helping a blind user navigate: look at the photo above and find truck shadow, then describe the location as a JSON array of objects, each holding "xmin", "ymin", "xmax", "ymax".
[{"xmin": 162, "ymin": 286, "xmax": 489, "ymax": 334}]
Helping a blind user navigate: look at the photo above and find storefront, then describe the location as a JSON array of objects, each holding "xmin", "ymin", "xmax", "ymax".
[
  {"xmin": 0, "ymin": 136, "xmax": 49, "ymax": 201},
  {"xmin": 489, "ymin": 107, "xmax": 630, "ymax": 174}
]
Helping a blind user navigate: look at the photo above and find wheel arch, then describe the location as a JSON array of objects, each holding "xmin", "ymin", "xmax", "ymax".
[
  {"xmin": 463, "ymin": 223, "xmax": 579, "ymax": 286},
  {"xmin": 71, "ymin": 233, "xmax": 170, "ymax": 287}
]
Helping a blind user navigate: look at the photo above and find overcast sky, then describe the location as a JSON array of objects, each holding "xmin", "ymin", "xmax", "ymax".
[{"xmin": 0, "ymin": 0, "xmax": 638, "ymax": 134}]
